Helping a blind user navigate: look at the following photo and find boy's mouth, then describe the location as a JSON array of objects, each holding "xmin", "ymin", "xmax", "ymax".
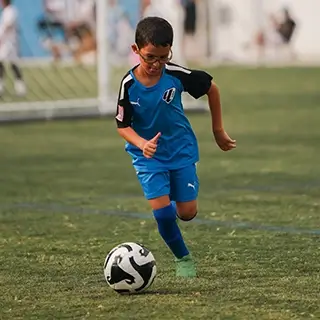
[{"xmin": 148, "ymin": 66, "xmax": 161, "ymax": 75}]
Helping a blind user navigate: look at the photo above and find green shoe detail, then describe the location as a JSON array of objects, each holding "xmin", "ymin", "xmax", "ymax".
[{"xmin": 175, "ymin": 255, "xmax": 197, "ymax": 278}]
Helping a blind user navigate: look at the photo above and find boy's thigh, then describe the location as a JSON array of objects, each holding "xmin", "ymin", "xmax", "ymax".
[
  {"xmin": 137, "ymin": 171, "xmax": 170, "ymax": 201},
  {"xmin": 170, "ymin": 164, "xmax": 199, "ymax": 202}
]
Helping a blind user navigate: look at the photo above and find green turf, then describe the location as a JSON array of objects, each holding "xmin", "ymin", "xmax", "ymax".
[{"xmin": 0, "ymin": 67, "xmax": 320, "ymax": 319}]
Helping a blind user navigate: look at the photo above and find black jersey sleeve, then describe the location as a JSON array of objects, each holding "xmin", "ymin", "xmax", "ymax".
[
  {"xmin": 165, "ymin": 63, "xmax": 213, "ymax": 99},
  {"xmin": 115, "ymin": 73, "xmax": 134, "ymax": 128}
]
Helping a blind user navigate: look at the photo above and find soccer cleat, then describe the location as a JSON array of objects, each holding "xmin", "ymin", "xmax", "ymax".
[{"xmin": 175, "ymin": 255, "xmax": 197, "ymax": 278}]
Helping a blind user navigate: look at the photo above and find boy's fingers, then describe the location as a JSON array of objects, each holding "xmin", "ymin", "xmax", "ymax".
[
  {"xmin": 225, "ymin": 144, "xmax": 236, "ymax": 150},
  {"xmin": 144, "ymin": 151, "xmax": 155, "ymax": 158},
  {"xmin": 144, "ymin": 147, "xmax": 156, "ymax": 155},
  {"xmin": 146, "ymin": 143, "xmax": 157, "ymax": 151},
  {"xmin": 150, "ymin": 132, "xmax": 161, "ymax": 143},
  {"xmin": 148, "ymin": 142, "xmax": 157, "ymax": 148},
  {"xmin": 143, "ymin": 133, "xmax": 162, "ymax": 158}
]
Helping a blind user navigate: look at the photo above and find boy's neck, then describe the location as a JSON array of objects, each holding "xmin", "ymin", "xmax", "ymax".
[{"xmin": 133, "ymin": 65, "xmax": 163, "ymax": 88}]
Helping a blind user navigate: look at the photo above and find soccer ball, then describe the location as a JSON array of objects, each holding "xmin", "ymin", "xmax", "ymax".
[{"xmin": 103, "ymin": 242, "xmax": 157, "ymax": 294}]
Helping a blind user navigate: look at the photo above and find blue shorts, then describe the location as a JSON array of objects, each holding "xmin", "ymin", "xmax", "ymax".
[{"xmin": 136, "ymin": 164, "xmax": 199, "ymax": 202}]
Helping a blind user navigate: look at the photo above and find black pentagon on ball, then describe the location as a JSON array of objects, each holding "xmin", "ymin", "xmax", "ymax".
[
  {"xmin": 129, "ymin": 256, "xmax": 156, "ymax": 292},
  {"xmin": 107, "ymin": 261, "xmax": 136, "ymax": 286}
]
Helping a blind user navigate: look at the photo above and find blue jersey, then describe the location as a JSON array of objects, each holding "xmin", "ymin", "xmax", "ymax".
[{"xmin": 115, "ymin": 63, "xmax": 212, "ymax": 172}]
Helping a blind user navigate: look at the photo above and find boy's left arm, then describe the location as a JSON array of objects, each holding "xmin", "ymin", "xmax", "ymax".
[
  {"xmin": 207, "ymin": 83, "xmax": 236, "ymax": 151},
  {"xmin": 166, "ymin": 63, "xmax": 236, "ymax": 151}
]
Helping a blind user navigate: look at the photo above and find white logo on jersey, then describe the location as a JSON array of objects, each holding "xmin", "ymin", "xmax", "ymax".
[
  {"xmin": 162, "ymin": 87, "xmax": 176, "ymax": 104},
  {"xmin": 130, "ymin": 98, "xmax": 141, "ymax": 107}
]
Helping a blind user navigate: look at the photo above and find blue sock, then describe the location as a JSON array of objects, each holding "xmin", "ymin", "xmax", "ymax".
[
  {"xmin": 153, "ymin": 203, "xmax": 189, "ymax": 259},
  {"xmin": 171, "ymin": 201, "xmax": 177, "ymax": 212},
  {"xmin": 171, "ymin": 201, "xmax": 183, "ymax": 220}
]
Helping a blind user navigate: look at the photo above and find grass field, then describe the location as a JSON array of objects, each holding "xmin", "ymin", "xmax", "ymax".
[{"xmin": 0, "ymin": 67, "xmax": 319, "ymax": 320}]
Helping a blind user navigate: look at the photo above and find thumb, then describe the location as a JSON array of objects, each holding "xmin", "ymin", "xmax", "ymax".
[{"xmin": 150, "ymin": 132, "xmax": 161, "ymax": 143}]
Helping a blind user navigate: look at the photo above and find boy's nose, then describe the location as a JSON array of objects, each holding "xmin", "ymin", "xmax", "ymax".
[{"xmin": 152, "ymin": 60, "xmax": 161, "ymax": 68}]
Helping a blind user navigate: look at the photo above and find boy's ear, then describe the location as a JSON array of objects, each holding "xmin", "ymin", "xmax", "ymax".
[{"xmin": 131, "ymin": 44, "xmax": 139, "ymax": 54}]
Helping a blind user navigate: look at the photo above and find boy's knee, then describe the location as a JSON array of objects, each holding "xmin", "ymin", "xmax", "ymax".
[
  {"xmin": 177, "ymin": 211, "xmax": 197, "ymax": 221},
  {"xmin": 177, "ymin": 204, "xmax": 198, "ymax": 221}
]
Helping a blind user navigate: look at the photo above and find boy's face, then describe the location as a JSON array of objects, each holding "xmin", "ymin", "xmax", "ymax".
[{"xmin": 132, "ymin": 43, "xmax": 172, "ymax": 77}]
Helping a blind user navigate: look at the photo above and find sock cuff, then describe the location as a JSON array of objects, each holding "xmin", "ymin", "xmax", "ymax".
[{"xmin": 153, "ymin": 203, "xmax": 176, "ymax": 221}]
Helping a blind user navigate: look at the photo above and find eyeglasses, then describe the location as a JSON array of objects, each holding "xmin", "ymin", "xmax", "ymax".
[{"xmin": 138, "ymin": 49, "xmax": 173, "ymax": 64}]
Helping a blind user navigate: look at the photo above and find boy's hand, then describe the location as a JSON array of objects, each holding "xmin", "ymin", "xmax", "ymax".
[
  {"xmin": 213, "ymin": 129, "xmax": 236, "ymax": 151},
  {"xmin": 142, "ymin": 132, "xmax": 161, "ymax": 158}
]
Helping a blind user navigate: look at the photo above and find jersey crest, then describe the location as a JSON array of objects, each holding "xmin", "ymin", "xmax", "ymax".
[{"xmin": 162, "ymin": 87, "xmax": 176, "ymax": 104}]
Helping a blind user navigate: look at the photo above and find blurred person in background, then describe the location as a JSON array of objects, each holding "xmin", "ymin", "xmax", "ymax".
[
  {"xmin": 142, "ymin": 0, "xmax": 185, "ymax": 64},
  {"xmin": 181, "ymin": 0, "xmax": 200, "ymax": 62},
  {"xmin": 37, "ymin": 0, "xmax": 67, "ymax": 61},
  {"xmin": 251, "ymin": 7, "xmax": 297, "ymax": 63},
  {"xmin": 65, "ymin": 0, "xmax": 96, "ymax": 63},
  {"xmin": 0, "ymin": 0, "xmax": 26, "ymax": 96},
  {"xmin": 107, "ymin": 0, "xmax": 135, "ymax": 65},
  {"xmin": 108, "ymin": 0, "xmax": 124, "ymax": 51},
  {"xmin": 181, "ymin": 0, "xmax": 197, "ymax": 36},
  {"xmin": 272, "ymin": 7, "xmax": 297, "ymax": 60}
]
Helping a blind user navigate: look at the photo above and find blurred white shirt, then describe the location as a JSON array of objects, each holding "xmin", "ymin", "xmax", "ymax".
[
  {"xmin": 0, "ymin": 5, "xmax": 17, "ymax": 45},
  {"xmin": 0, "ymin": 5, "xmax": 18, "ymax": 61},
  {"xmin": 74, "ymin": 0, "xmax": 95, "ymax": 27},
  {"xmin": 45, "ymin": 0, "xmax": 67, "ymax": 22}
]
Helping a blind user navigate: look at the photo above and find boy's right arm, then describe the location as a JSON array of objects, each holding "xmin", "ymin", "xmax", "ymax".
[
  {"xmin": 117, "ymin": 127, "xmax": 146, "ymax": 151},
  {"xmin": 115, "ymin": 75, "xmax": 161, "ymax": 158},
  {"xmin": 117, "ymin": 127, "xmax": 161, "ymax": 159},
  {"xmin": 115, "ymin": 78, "xmax": 144, "ymax": 148},
  {"xmin": 118, "ymin": 127, "xmax": 161, "ymax": 158},
  {"xmin": 115, "ymin": 102, "xmax": 161, "ymax": 159}
]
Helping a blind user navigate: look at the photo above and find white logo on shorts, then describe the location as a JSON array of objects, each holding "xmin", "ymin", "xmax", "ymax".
[{"xmin": 187, "ymin": 183, "xmax": 196, "ymax": 190}]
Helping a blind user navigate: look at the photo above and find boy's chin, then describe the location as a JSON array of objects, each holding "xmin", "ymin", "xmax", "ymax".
[{"xmin": 147, "ymin": 67, "xmax": 162, "ymax": 76}]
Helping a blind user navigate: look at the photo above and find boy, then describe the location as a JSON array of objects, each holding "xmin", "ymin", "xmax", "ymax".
[
  {"xmin": 0, "ymin": 0, "xmax": 26, "ymax": 96},
  {"xmin": 115, "ymin": 17, "xmax": 236, "ymax": 278}
]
